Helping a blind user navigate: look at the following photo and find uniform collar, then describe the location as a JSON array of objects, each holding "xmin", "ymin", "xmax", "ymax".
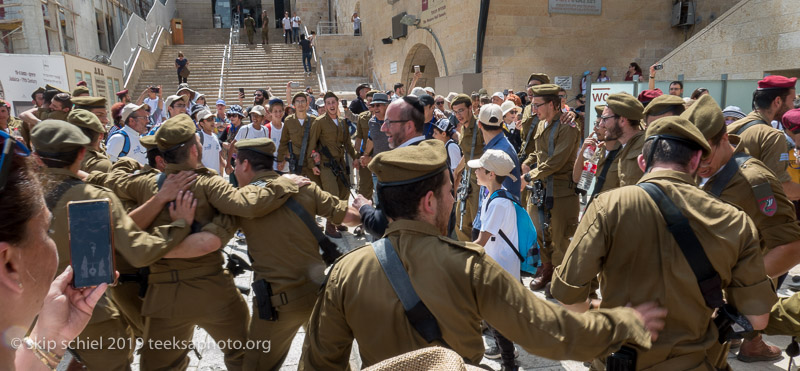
[
  {"xmin": 385, "ymin": 219, "xmax": 443, "ymax": 238},
  {"xmin": 252, "ymin": 170, "xmax": 279, "ymax": 182},
  {"xmin": 165, "ymin": 162, "xmax": 201, "ymax": 174},
  {"xmin": 637, "ymin": 169, "xmax": 697, "ymax": 187}
]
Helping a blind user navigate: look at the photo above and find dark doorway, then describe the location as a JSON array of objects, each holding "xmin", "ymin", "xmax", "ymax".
[{"xmin": 273, "ymin": 0, "xmax": 290, "ymax": 29}]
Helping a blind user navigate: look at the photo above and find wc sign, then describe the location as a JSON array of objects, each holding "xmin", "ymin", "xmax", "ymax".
[{"xmin": 587, "ymin": 82, "xmax": 636, "ymax": 135}]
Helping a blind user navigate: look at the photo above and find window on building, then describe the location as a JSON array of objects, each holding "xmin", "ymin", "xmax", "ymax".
[
  {"xmin": 105, "ymin": 15, "xmax": 114, "ymax": 52},
  {"xmin": 96, "ymin": 11, "xmax": 108, "ymax": 52},
  {"xmin": 106, "ymin": 78, "xmax": 114, "ymax": 103},
  {"xmin": 114, "ymin": 79, "xmax": 121, "ymax": 96},
  {"xmin": 84, "ymin": 72, "xmax": 93, "ymax": 95},
  {"xmin": 75, "ymin": 70, "xmax": 83, "ymax": 84}
]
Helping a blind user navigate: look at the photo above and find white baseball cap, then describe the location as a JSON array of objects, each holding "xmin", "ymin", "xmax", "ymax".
[
  {"xmin": 121, "ymin": 103, "xmax": 150, "ymax": 123},
  {"xmin": 249, "ymin": 105, "xmax": 267, "ymax": 117},
  {"xmin": 478, "ymin": 104, "xmax": 503, "ymax": 127},
  {"xmin": 196, "ymin": 109, "xmax": 214, "ymax": 121},
  {"xmin": 467, "ymin": 149, "xmax": 517, "ymax": 182},
  {"xmin": 164, "ymin": 94, "xmax": 190, "ymax": 109},
  {"xmin": 500, "ymin": 100, "xmax": 518, "ymax": 116}
]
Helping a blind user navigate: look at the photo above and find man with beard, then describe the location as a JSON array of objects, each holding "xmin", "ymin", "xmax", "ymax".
[
  {"xmin": 572, "ymin": 105, "xmax": 622, "ymax": 204},
  {"xmin": 300, "ymin": 140, "xmax": 669, "ymax": 370},
  {"xmin": 600, "ymin": 93, "xmax": 646, "ymax": 187},
  {"xmin": 728, "ymin": 75, "xmax": 800, "ymax": 200}
]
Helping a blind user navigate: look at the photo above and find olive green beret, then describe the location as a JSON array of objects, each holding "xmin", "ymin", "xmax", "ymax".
[
  {"xmin": 235, "ymin": 137, "xmax": 276, "ymax": 157},
  {"xmin": 528, "ymin": 73, "xmax": 551, "ymax": 85},
  {"xmin": 606, "ymin": 93, "xmax": 644, "ymax": 121},
  {"xmin": 477, "ymin": 88, "xmax": 488, "ymax": 96},
  {"xmin": 155, "ymin": 114, "xmax": 197, "ymax": 152},
  {"xmin": 71, "ymin": 86, "xmax": 90, "ymax": 97},
  {"xmin": 45, "ymin": 84, "xmax": 68, "ymax": 94},
  {"xmin": 643, "ymin": 94, "xmax": 685, "ymax": 117},
  {"xmin": 451, "ymin": 94, "xmax": 472, "ymax": 107},
  {"xmin": 531, "ymin": 84, "xmax": 560, "ymax": 97},
  {"xmin": 680, "ymin": 94, "xmax": 724, "ymax": 140},
  {"xmin": 139, "ymin": 135, "xmax": 158, "ymax": 150},
  {"xmin": 645, "ymin": 116, "xmax": 711, "ymax": 156},
  {"xmin": 369, "ymin": 140, "xmax": 448, "ymax": 185},
  {"xmin": 323, "ymin": 91, "xmax": 338, "ymax": 101},
  {"xmin": 67, "ymin": 109, "xmax": 104, "ymax": 134},
  {"xmin": 31, "ymin": 87, "xmax": 45, "ymax": 100},
  {"xmin": 594, "ymin": 104, "xmax": 606, "ymax": 117},
  {"xmin": 72, "ymin": 96, "xmax": 107, "ymax": 109},
  {"xmin": 31, "ymin": 120, "xmax": 90, "ymax": 154}
]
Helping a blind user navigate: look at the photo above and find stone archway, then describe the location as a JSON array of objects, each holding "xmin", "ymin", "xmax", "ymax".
[{"xmin": 402, "ymin": 43, "xmax": 440, "ymax": 92}]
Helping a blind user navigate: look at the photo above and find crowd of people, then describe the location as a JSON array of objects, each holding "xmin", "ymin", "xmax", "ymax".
[{"xmin": 4, "ymin": 68, "xmax": 800, "ymax": 371}]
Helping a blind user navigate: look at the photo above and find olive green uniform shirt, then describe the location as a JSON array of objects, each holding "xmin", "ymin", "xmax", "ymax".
[
  {"xmin": 526, "ymin": 119, "xmax": 580, "ymax": 197},
  {"xmin": 354, "ymin": 110, "xmax": 372, "ymax": 153},
  {"xmin": 457, "ymin": 116, "xmax": 484, "ymax": 167},
  {"xmin": 82, "ymin": 148, "xmax": 113, "ymax": 173},
  {"xmin": 616, "ymin": 130, "xmax": 645, "ymax": 187},
  {"xmin": 701, "ymin": 147, "xmax": 800, "ymax": 253},
  {"xmin": 727, "ymin": 111, "xmax": 792, "ymax": 183},
  {"xmin": 552, "ymin": 170, "xmax": 777, "ymax": 369},
  {"xmin": 300, "ymin": 219, "xmax": 653, "ymax": 369},
  {"xmin": 306, "ymin": 114, "xmax": 356, "ymax": 165},
  {"xmin": 239, "ymin": 171, "xmax": 347, "ymax": 302},
  {"xmin": 278, "ymin": 113, "xmax": 317, "ymax": 168},
  {"xmin": 594, "ymin": 142, "xmax": 621, "ymax": 193},
  {"xmin": 519, "ymin": 104, "xmax": 537, "ymax": 166}
]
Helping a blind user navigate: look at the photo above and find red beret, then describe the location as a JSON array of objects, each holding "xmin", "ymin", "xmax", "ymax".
[
  {"xmin": 758, "ymin": 75, "xmax": 797, "ymax": 90},
  {"xmin": 783, "ymin": 108, "xmax": 800, "ymax": 133},
  {"xmin": 77, "ymin": 81, "xmax": 87, "ymax": 87},
  {"xmin": 637, "ymin": 89, "xmax": 663, "ymax": 104},
  {"xmin": 115, "ymin": 89, "xmax": 129, "ymax": 97}
]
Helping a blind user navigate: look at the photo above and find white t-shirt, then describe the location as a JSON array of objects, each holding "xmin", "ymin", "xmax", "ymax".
[
  {"xmin": 282, "ymin": 17, "xmax": 291, "ymax": 30},
  {"xmin": 234, "ymin": 123, "xmax": 268, "ymax": 141},
  {"xmin": 480, "ymin": 191, "xmax": 520, "ymax": 279},
  {"xmin": 106, "ymin": 125, "xmax": 148, "ymax": 165},
  {"xmin": 291, "ymin": 16, "xmax": 301, "ymax": 28},
  {"xmin": 353, "ymin": 16, "xmax": 361, "ymax": 30},
  {"xmin": 143, "ymin": 97, "xmax": 163, "ymax": 124},
  {"xmin": 446, "ymin": 140, "xmax": 462, "ymax": 172},
  {"xmin": 269, "ymin": 123, "xmax": 290, "ymax": 172},
  {"xmin": 199, "ymin": 131, "xmax": 222, "ymax": 174}
]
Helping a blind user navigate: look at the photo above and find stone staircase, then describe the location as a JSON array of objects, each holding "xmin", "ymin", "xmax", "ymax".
[{"xmin": 133, "ymin": 39, "xmax": 319, "ymax": 106}]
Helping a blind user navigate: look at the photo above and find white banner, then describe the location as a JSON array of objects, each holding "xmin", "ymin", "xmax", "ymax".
[
  {"xmin": 0, "ymin": 54, "xmax": 69, "ymax": 115},
  {"xmin": 587, "ymin": 82, "xmax": 636, "ymax": 133}
]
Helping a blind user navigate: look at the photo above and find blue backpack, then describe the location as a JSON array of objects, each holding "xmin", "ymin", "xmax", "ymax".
[
  {"xmin": 108, "ymin": 129, "xmax": 130, "ymax": 157},
  {"xmin": 486, "ymin": 189, "xmax": 540, "ymax": 275}
]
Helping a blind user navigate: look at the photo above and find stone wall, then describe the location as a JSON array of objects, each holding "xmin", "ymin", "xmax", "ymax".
[
  {"xmin": 323, "ymin": 0, "xmax": 743, "ymax": 97},
  {"xmin": 314, "ymin": 35, "xmax": 368, "ymax": 78},
  {"xmin": 294, "ymin": 0, "xmax": 329, "ymax": 34},
  {"xmin": 177, "ymin": 0, "xmax": 214, "ymax": 29},
  {"xmin": 658, "ymin": 0, "xmax": 800, "ymax": 80}
]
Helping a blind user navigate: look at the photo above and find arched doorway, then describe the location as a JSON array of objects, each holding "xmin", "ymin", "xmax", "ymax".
[{"xmin": 402, "ymin": 44, "xmax": 440, "ymax": 93}]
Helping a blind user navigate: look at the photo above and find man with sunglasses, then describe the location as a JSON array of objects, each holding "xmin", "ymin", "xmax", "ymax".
[
  {"xmin": 600, "ymin": 93, "xmax": 646, "ymax": 187},
  {"xmin": 685, "ymin": 96, "xmax": 800, "ymax": 364},
  {"xmin": 107, "ymin": 103, "xmax": 150, "ymax": 164}
]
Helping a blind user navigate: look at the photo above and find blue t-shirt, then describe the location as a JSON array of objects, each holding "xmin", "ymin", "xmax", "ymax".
[{"xmin": 473, "ymin": 132, "xmax": 521, "ymax": 229}]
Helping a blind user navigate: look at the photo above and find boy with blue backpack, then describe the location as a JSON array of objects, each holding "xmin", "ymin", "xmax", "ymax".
[{"xmin": 469, "ymin": 149, "xmax": 539, "ymax": 371}]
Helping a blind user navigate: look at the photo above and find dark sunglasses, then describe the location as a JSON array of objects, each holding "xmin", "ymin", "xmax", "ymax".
[{"xmin": 0, "ymin": 131, "xmax": 31, "ymax": 192}]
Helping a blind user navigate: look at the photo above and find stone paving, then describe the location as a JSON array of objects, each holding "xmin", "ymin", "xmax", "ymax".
[{"xmin": 60, "ymin": 222, "xmax": 800, "ymax": 371}]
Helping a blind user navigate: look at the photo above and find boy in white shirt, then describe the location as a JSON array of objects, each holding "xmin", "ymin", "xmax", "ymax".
[
  {"xmin": 196, "ymin": 109, "xmax": 225, "ymax": 174},
  {"xmin": 266, "ymin": 98, "xmax": 290, "ymax": 173},
  {"xmin": 469, "ymin": 149, "xmax": 521, "ymax": 369},
  {"xmin": 227, "ymin": 104, "xmax": 268, "ymax": 174}
]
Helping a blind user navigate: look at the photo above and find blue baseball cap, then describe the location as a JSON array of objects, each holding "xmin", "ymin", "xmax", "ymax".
[
  {"xmin": 216, "ymin": 99, "xmax": 226, "ymax": 106},
  {"xmin": 583, "ymin": 70, "xmax": 592, "ymax": 76},
  {"xmin": 600, "ymin": 67, "xmax": 608, "ymax": 71}
]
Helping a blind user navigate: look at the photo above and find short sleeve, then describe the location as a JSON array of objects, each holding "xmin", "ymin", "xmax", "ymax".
[{"xmin": 106, "ymin": 134, "xmax": 124, "ymax": 162}]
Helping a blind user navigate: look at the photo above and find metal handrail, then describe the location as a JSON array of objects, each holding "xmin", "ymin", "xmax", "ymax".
[
  {"xmin": 316, "ymin": 21, "xmax": 351, "ymax": 36},
  {"xmin": 304, "ymin": 24, "xmax": 327, "ymax": 93},
  {"xmin": 218, "ymin": 20, "xmax": 238, "ymax": 99}
]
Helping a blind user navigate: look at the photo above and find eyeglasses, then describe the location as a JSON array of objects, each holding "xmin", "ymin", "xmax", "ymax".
[
  {"xmin": 558, "ymin": 95, "xmax": 567, "ymax": 99},
  {"xmin": 254, "ymin": 94, "xmax": 263, "ymax": 97},
  {"xmin": 0, "ymin": 131, "xmax": 31, "ymax": 192},
  {"xmin": 384, "ymin": 118, "xmax": 411, "ymax": 125},
  {"xmin": 131, "ymin": 115, "xmax": 149, "ymax": 121},
  {"xmin": 532, "ymin": 102, "xmax": 549, "ymax": 109},
  {"xmin": 435, "ymin": 101, "xmax": 445, "ymax": 105},
  {"xmin": 454, "ymin": 107, "xmax": 469, "ymax": 115},
  {"xmin": 600, "ymin": 114, "xmax": 619, "ymax": 123}
]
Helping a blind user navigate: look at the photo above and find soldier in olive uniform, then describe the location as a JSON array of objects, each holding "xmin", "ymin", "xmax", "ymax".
[
  {"xmin": 450, "ymin": 94, "xmax": 484, "ymax": 241},
  {"xmin": 353, "ymin": 90, "xmax": 376, "ymax": 199},
  {"xmin": 602, "ymin": 93, "xmax": 646, "ymax": 187},
  {"xmin": 728, "ymin": 75, "xmax": 800, "ymax": 200},
  {"xmin": 278, "ymin": 91, "xmax": 318, "ymax": 179},
  {"xmin": 244, "ymin": 14, "xmax": 256, "ymax": 44},
  {"xmin": 573, "ymin": 105, "xmax": 622, "ymax": 206},
  {"xmin": 522, "ymin": 84, "xmax": 579, "ymax": 293},
  {"xmin": 684, "ymin": 94, "xmax": 800, "ymax": 362},
  {"xmin": 231, "ymin": 138, "xmax": 361, "ymax": 369},
  {"xmin": 307, "ymin": 91, "xmax": 357, "ymax": 236},
  {"xmin": 72, "ymin": 95, "xmax": 111, "ymax": 127},
  {"xmin": 67, "ymin": 109, "xmax": 113, "ymax": 173},
  {"xmin": 643, "ymin": 94, "xmax": 685, "ymax": 125},
  {"xmin": 552, "ymin": 116, "xmax": 777, "ymax": 370},
  {"xmin": 31, "ymin": 120, "xmax": 199, "ymax": 370},
  {"xmin": 518, "ymin": 74, "xmax": 550, "ymax": 171},
  {"xmin": 300, "ymin": 140, "xmax": 668, "ymax": 369},
  {"xmin": 86, "ymin": 114, "xmax": 308, "ymax": 370}
]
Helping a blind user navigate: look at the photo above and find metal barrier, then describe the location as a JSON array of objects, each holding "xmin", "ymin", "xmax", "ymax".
[
  {"xmin": 316, "ymin": 21, "xmax": 352, "ymax": 36},
  {"xmin": 218, "ymin": 16, "xmax": 239, "ymax": 99},
  {"xmin": 305, "ymin": 25, "xmax": 327, "ymax": 93}
]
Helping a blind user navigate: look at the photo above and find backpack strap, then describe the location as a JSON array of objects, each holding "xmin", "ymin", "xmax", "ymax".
[
  {"xmin": 637, "ymin": 182, "xmax": 724, "ymax": 309},
  {"xmin": 587, "ymin": 148, "xmax": 621, "ymax": 205},
  {"xmin": 45, "ymin": 178, "xmax": 82, "ymax": 211},
  {"xmin": 298, "ymin": 118, "xmax": 313, "ymax": 169},
  {"xmin": 197, "ymin": 131, "xmax": 204, "ymax": 145},
  {"xmin": 544, "ymin": 120, "xmax": 558, "ymax": 207},
  {"xmin": 735, "ymin": 120, "xmax": 767, "ymax": 136},
  {"xmin": 487, "ymin": 189, "xmax": 525, "ymax": 262},
  {"xmin": 372, "ymin": 238, "xmax": 446, "ymax": 345},
  {"xmin": 111, "ymin": 129, "xmax": 131, "ymax": 157},
  {"xmin": 706, "ymin": 152, "xmax": 751, "ymax": 197}
]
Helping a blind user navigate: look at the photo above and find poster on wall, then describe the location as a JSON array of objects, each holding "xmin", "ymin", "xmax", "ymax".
[
  {"xmin": 554, "ymin": 76, "xmax": 573, "ymax": 90},
  {"xmin": 421, "ymin": 0, "xmax": 446, "ymax": 27},
  {"xmin": 548, "ymin": 0, "xmax": 602, "ymax": 15},
  {"xmin": 0, "ymin": 53, "xmax": 69, "ymax": 115},
  {"xmin": 587, "ymin": 82, "xmax": 636, "ymax": 135}
]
